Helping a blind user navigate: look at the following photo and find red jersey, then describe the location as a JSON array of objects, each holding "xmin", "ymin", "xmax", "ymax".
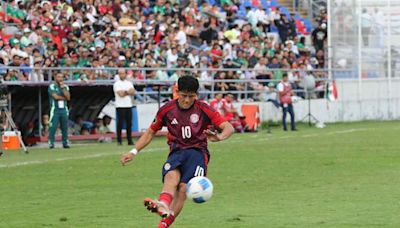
[
  {"xmin": 221, "ymin": 98, "xmax": 235, "ymax": 121},
  {"xmin": 150, "ymin": 100, "xmax": 225, "ymax": 154},
  {"xmin": 209, "ymin": 98, "xmax": 223, "ymax": 114}
]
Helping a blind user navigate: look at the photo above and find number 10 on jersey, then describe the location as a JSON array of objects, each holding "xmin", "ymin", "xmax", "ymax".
[{"xmin": 181, "ymin": 126, "xmax": 192, "ymax": 139}]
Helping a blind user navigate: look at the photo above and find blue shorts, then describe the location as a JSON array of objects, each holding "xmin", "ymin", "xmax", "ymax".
[{"xmin": 162, "ymin": 148, "xmax": 209, "ymax": 183}]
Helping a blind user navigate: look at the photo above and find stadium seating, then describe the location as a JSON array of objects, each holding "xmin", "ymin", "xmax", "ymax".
[{"xmin": 0, "ymin": 0, "xmax": 327, "ymax": 138}]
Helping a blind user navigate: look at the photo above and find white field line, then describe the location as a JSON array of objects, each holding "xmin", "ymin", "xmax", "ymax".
[
  {"xmin": 0, "ymin": 147, "xmax": 165, "ymax": 169},
  {"xmin": 0, "ymin": 128, "xmax": 370, "ymax": 169},
  {"xmin": 222, "ymin": 128, "xmax": 370, "ymax": 143},
  {"xmin": 326, "ymin": 128, "xmax": 370, "ymax": 134}
]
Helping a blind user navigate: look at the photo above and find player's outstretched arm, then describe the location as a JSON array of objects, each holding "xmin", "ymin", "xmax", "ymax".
[
  {"xmin": 120, "ymin": 128, "xmax": 156, "ymax": 166},
  {"xmin": 204, "ymin": 121, "xmax": 234, "ymax": 142}
]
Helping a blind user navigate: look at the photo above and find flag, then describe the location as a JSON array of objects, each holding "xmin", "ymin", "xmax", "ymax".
[{"xmin": 326, "ymin": 80, "xmax": 338, "ymax": 101}]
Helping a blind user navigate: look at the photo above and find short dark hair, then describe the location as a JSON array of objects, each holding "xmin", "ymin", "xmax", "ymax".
[{"xmin": 178, "ymin": 76, "xmax": 199, "ymax": 93}]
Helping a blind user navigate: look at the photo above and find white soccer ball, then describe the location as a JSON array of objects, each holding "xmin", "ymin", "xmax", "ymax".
[{"xmin": 186, "ymin": 176, "xmax": 213, "ymax": 203}]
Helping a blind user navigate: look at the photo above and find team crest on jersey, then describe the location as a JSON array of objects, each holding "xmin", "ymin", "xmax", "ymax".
[
  {"xmin": 164, "ymin": 163, "xmax": 171, "ymax": 171},
  {"xmin": 190, "ymin": 114, "xmax": 199, "ymax": 123}
]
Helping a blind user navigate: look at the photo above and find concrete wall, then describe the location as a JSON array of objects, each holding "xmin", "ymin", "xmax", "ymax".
[
  {"xmin": 101, "ymin": 79, "xmax": 400, "ymax": 132},
  {"xmin": 261, "ymin": 78, "xmax": 400, "ymax": 123}
]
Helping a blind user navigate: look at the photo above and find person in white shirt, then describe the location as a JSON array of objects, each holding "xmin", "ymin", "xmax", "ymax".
[
  {"xmin": 175, "ymin": 24, "xmax": 187, "ymax": 46},
  {"xmin": 166, "ymin": 47, "xmax": 179, "ymax": 68},
  {"xmin": 223, "ymin": 39, "xmax": 233, "ymax": 60},
  {"xmin": 372, "ymin": 7, "xmax": 384, "ymax": 48},
  {"xmin": 246, "ymin": 6, "xmax": 258, "ymax": 27},
  {"xmin": 254, "ymin": 5, "xmax": 269, "ymax": 26},
  {"xmin": 285, "ymin": 40, "xmax": 299, "ymax": 56},
  {"xmin": 361, "ymin": 8, "xmax": 372, "ymax": 47},
  {"xmin": 187, "ymin": 48, "xmax": 199, "ymax": 67},
  {"xmin": 113, "ymin": 69, "xmax": 136, "ymax": 145}
]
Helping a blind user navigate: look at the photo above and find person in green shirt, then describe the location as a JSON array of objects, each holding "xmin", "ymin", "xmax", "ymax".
[{"xmin": 48, "ymin": 72, "xmax": 71, "ymax": 149}]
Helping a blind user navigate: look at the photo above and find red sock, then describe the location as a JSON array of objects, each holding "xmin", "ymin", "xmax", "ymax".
[
  {"xmin": 165, "ymin": 214, "xmax": 175, "ymax": 225},
  {"xmin": 159, "ymin": 214, "xmax": 175, "ymax": 228},
  {"xmin": 158, "ymin": 192, "xmax": 173, "ymax": 207}
]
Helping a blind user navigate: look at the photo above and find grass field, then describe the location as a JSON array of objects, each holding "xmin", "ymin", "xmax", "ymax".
[{"xmin": 1, "ymin": 121, "xmax": 400, "ymax": 228}]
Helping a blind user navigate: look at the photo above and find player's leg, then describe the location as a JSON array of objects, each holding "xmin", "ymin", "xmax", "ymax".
[
  {"xmin": 282, "ymin": 105, "xmax": 288, "ymax": 131},
  {"xmin": 125, "ymin": 107, "xmax": 133, "ymax": 145},
  {"xmin": 145, "ymin": 169, "xmax": 181, "ymax": 217},
  {"xmin": 159, "ymin": 149, "xmax": 208, "ymax": 227},
  {"xmin": 145, "ymin": 151, "xmax": 184, "ymax": 217},
  {"xmin": 158, "ymin": 183, "xmax": 185, "ymax": 228},
  {"xmin": 288, "ymin": 104, "xmax": 296, "ymax": 130},
  {"xmin": 59, "ymin": 112, "xmax": 69, "ymax": 148},
  {"xmin": 48, "ymin": 112, "xmax": 59, "ymax": 148},
  {"xmin": 170, "ymin": 182, "xmax": 187, "ymax": 217},
  {"xmin": 116, "ymin": 108, "xmax": 124, "ymax": 145}
]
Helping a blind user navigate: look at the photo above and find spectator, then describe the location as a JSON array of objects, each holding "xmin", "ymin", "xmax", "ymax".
[
  {"xmin": 41, "ymin": 114, "xmax": 49, "ymax": 137},
  {"xmin": 262, "ymin": 82, "xmax": 280, "ymax": 108},
  {"xmin": 72, "ymin": 115, "xmax": 94, "ymax": 135},
  {"xmin": 254, "ymin": 57, "xmax": 272, "ymax": 85},
  {"xmin": 311, "ymin": 23, "xmax": 327, "ymax": 51},
  {"xmin": 0, "ymin": 0, "xmax": 325, "ymax": 100},
  {"xmin": 361, "ymin": 8, "xmax": 372, "ymax": 47},
  {"xmin": 275, "ymin": 14, "xmax": 290, "ymax": 43},
  {"xmin": 99, "ymin": 115, "xmax": 113, "ymax": 134},
  {"xmin": 372, "ymin": 7, "xmax": 384, "ymax": 48},
  {"xmin": 288, "ymin": 13, "xmax": 297, "ymax": 39}
]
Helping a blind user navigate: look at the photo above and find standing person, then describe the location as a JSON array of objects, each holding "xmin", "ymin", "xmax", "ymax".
[
  {"xmin": 275, "ymin": 13, "xmax": 290, "ymax": 43},
  {"xmin": 372, "ymin": 7, "xmax": 384, "ymax": 48},
  {"xmin": 288, "ymin": 13, "xmax": 297, "ymax": 39},
  {"xmin": 361, "ymin": 8, "xmax": 372, "ymax": 47},
  {"xmin": 278, "ymin": 73, "xmax": 296, "ymax": 131},
  {"xmin": 48, "ymin": 72, "xmax": 70, "ymax": 149},
  {"xmin": 311, "ymin": 23, "xmax": 327, "ymax": 51},
  {"xmin": 114, "ymin": 69, "xmax": 136, "ymax": 145},
  {"xmin": 120, "ymin": 76, "xmax": 234, "ymax": 228}
]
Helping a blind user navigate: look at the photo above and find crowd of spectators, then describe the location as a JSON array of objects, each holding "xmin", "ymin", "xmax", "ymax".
[
  {"xmin": 0, "ymin": 0, "xmax": 326, "ymax": 99},
  {"xmin": 3, "ymin": 0, "xmax": 329, "ymax": 137}
]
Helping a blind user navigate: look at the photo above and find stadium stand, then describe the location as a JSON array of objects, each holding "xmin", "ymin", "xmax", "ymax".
[
  {"xmin": 0, "ymin": 0, "xmax": 328, "ymax": 139},
  {"xmin": 0, "ymin": 0, "xmax": 318, "ymax": 79}
]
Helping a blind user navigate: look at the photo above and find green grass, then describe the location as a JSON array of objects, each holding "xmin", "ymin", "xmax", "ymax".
[{"xmin": 1, "ymin": 121, "xmax": 400, "ymax": 227}]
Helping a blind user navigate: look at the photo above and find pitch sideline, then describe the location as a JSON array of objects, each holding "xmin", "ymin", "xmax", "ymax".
[{"xmin": 0, "ymin": 128, "xmax": 370, "ymax": 168}]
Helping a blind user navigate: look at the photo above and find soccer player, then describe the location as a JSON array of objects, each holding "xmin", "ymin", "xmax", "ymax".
[{"xmin": 120, "ymin": 76, "xmax": 234, "ymax": 228}]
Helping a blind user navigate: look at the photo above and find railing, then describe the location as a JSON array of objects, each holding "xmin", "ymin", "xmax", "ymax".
[{"xmin": 0, "ymin": 66, "xmax": 353, "ymax": 104}]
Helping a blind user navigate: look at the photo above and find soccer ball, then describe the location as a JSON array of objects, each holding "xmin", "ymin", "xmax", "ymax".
[{"xmin": 186, "ymin": 176, "xmax": 213, "ymax": 203}]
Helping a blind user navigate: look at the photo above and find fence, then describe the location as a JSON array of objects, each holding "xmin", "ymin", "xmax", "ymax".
[
  {"xmin": 0, "ymin": 66, "xmax": 337, "ymax": 101},
  {"xmin": 329, "ymin": 0, "xmax": 400, "ymax": 81},
  {"xmin": 2, "ymin": 65, "xmax": 399, "ymax": 103},
  {"xmin": 1, "ymin": 66, "xmax": 398, "ymax": 141}
]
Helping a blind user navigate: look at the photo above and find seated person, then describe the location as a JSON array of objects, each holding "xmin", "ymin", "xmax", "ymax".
[
  {"xmin": 99, "ymin": 115, "xmax": 113, "ymax": 134},
  {"xmin": 221, "ymin": 93, "xmax": 247, "ymax": 133},
  {"xmin": 42, "ymin": 114, "xmax": 49, "ymax": 137},
  {"xmin": 97, "ymin": 115, "xmax": 113, "ymax": 143},
  {"xmin": 209, "ymin": 93, "xmax": 224, "ymax": 114}
]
